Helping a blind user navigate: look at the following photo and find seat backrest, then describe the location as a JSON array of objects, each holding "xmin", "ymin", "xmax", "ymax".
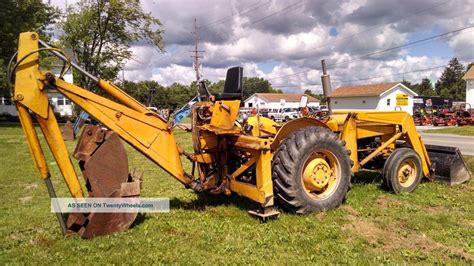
[{"xmin": 224, "ymin": 66, "xmax": 243, "ymax": 95}]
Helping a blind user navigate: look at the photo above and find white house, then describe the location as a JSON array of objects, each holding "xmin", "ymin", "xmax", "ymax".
[
  {"xmin": 0, "ymin": 65, "xmax": 74, "ymax": 117},
  {"xmin": 462, "ymin": 66, "xmax": 474, "ymax": 108},
  {"xmin": 47, "ymin": 65, "xmax": 74, "ymax": 116},
  {"xmin": 243, "ymin": 93, "xmax": 320, "ymax": 109},
  {"xmin": 331, "ymin": 82, "xmax": 418, "ymax": 115}
]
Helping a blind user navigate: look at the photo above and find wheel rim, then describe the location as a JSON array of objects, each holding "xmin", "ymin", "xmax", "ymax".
[
  {"xmin": 397, "ymin": 159, "xmax": 417, "ymax": 188},
  {"xmin": 301, "ymin": 149, "xmax": 341, "ymax": 199}
]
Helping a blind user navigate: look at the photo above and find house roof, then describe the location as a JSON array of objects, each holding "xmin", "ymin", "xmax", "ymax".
[
  {"xmin": 463, "ymin": 66, "xmax": 474, "ymax": 80},
  {"xmin": 331, "ymin": 82, "xmax": 413, "ymax": 97},
  {"xmin": 250, "ymin": 93, "xmax": 319, "ymax": 103}
]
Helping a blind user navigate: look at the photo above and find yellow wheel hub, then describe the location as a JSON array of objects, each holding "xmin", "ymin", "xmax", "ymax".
[
  {"xmin": 303, "ymin": 158, "xmax": 333, "ymax": 191},
  {"xmin": 398, "ymin": 161, "xmax": 416, "ymax": 187}
]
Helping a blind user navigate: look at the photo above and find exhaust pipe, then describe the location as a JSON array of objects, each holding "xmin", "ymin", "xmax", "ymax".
[{"xmin": 320, "ymin": 59, "xmax": 332, "ymax": 115}]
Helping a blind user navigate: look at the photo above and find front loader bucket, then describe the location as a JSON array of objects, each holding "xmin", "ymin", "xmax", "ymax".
[
  {"xmin": 426, "ymin": 144, "xmax": 471, "ymax": 185},
  {"xmin": 67, "ymin": 125, "xmax": 142, "ymax": 238}
]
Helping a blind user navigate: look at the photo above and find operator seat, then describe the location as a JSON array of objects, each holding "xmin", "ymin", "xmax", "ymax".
[{"xmin": 214, "ymin": 66, "xmax": 243, "ymax": 100}]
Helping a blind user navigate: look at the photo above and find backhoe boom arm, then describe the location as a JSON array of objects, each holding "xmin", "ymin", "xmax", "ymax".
[{"xmin": 12, "ymin": 32, "xmax": 191, "ymax": 199}]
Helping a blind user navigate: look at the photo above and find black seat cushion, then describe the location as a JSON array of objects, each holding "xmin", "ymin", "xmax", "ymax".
[
  {"xmin": 213, "ymin": 66, "xmax": 243, "ymax": 101},
  {"xmin": 213, "ymin": 92, "xmax": 242, "ymax": 101}
]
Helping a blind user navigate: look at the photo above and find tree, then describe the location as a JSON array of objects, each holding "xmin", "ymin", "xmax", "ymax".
[
  {"xmin": 435, "ymin": 58, "xmax": 466, "ymax": 100},
  {"xmin": 243, "ymin": 77, "xmax": 280, "ymax": 99},
  {"xmin": 303, "ymin": 89, "xmax": 327, "ymax": 104},
  {"xmin": 60, "ymin": 0, "xmax": 165, "ymax": 89},
  {"xmin": 0, "ymin": 0, "xmax": 58, "ymax": 96},
  {"xmin": 207, "ymin": 80, "xmax": 225, "ymax": 94},
  {"xmin": 414, "ymin": 78, "xmax": 434, "ymax": 96},
  {"xmin": 167, "ymin": 83, "xmax": 194, "ymax": 109}
]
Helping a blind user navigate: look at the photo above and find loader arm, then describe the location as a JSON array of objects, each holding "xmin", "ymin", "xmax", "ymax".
[{"xmin": 12, "ymin": 32, "xmax": 193, "ymax": 200}]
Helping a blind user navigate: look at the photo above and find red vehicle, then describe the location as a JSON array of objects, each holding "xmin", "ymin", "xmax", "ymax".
[
  {"xmin": 432, "ymin": 112, "xmax": 456, "ymax": 126},
  {"xmin": 454, "ymin": 104, "xmax": 473, "ymax": 126},
  {"xmin": 413, "ymin": 112, "xmax": 433, "ymax": 126}
]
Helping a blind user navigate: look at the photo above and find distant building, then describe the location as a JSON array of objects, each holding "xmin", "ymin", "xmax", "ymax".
[
  {"xmin": 462, "ymin": 66, "xmax": 474, "ymax": 108},
  {"xmin": 331, "ymin": 82, "xmax": 418, "ymax": 115},
  {"xmin": 243, "ymin": 93, "xmax": 320, "ymax": 109},
  {"xmin": 0, "ymin": 65, "xmax": 74, "ymax": 117},
  {"xmin": 47, "ymin": 65, "xmax": 74, "ymax": 116}
]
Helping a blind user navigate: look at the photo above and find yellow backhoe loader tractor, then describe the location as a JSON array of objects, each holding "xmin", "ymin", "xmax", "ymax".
[{"xmin": 8, "ymin": 32, "xmax": 471, "ymax": 238}]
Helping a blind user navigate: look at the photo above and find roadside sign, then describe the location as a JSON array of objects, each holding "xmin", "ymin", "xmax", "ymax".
[{"xmin": 396, "ymin": 94, "xmax": 408, "ymax": 106}]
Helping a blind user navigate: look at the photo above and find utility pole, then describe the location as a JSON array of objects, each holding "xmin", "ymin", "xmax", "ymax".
[{"xmin": 190, "ymin": 18, "xmax": 205, "ymax": 82}]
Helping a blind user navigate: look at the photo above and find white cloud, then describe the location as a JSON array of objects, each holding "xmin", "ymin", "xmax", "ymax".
[{"xmin": 48, "ymin": 0, "xmax": 474, "ymax": 94}]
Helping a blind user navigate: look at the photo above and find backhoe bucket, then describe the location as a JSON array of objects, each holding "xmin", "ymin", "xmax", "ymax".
[
  {"xmin": 426, "ymin": 144, "xmax": 471, "ymax": 185},
  {"xmin": 61, "ymin": 121, "xmax": 75, "ymax": 141},
  {"xmin": 67, "ymin": 125, "xmax": 142, "ymax": 238}
]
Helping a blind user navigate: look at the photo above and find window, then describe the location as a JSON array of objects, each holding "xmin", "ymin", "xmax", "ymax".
[
  {"xmin": 57, "ymin": 96, "xmax": 65, "ymax": 106},
  {"xmin": 248, "ymin": 103, "xmax": 253, "ymax": 107},
  {"xmin": 387, "ymin": 99, "xmax": 391, "ymax": 106},
  {"xmin": 65, "ymin": 99, "xmax": 71, "ymax": 105}
]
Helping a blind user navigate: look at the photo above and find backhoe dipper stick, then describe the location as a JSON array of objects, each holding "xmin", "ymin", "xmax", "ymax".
[{"xmin": 15, "ymin": 103, "xmax": 68, "ymax": 234}]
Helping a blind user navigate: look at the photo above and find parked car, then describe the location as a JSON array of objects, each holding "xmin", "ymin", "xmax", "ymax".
[{"xmin": 268, "ymin": 108, "xmax": 299, "ymax": 122}]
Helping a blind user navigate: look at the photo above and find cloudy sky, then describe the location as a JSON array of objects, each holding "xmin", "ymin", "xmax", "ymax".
[{"xmin": 52, "ymin": 0, "xmax": 474, "ymax": 93}]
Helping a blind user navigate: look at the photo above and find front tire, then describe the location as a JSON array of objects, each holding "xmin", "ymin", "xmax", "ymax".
[
  {"xmin": 272, "ymin": 126, "xmax": 352, "ymax": 214},
  {"xmin": 383, "ymin": 148, "xmax": 422, "ymax": 193}
]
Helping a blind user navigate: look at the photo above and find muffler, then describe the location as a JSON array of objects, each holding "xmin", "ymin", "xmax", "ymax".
[
  {"xmin": 67, "ymin": 125, "xmax": 142, "ymax": 238},
  {"xmin": 426, "ymin": 144, "xmax": 471, "ymax": 185}
]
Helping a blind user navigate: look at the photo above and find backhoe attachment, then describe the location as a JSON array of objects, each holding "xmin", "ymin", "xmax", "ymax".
[{"xmin": 67, "ymin": 125, "xmax": 142, "ymax": 238}]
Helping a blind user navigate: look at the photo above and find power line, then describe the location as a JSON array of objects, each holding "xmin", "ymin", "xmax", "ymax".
[
  {"xmin": 267, "ymin": 67, "xmax": 321, "ymax": 81},
  {"xmin": 185, "ymin": 1, "xmax": 304, "ymax": 67},
  {"xmin": 272, "ymin": 83, "xmax": 320, "ymax": 88},
  {"xmin": 312, "ymin": 1, "xmax": 450, "ymax": 54},
  {"xmin": 199, "ymin": 0, "xmax": 272, "ymax": 29},
  {"xmin": 267, "ymin": 24, "xmax": 474, "ymax": 81},
  {"xmin": 190, "ymin": 18, "xmax": 205, "ymax": 81},
  {"xmin": 246, "ymin": 0, "xmax": 304, "ymax": 26},
  {"xmin": 327, "ymin": 25, "xmax": 474, "ymax": 68},
  {"xmin": 338, "ymin": 59, "xmax": 474, "ymax": 84},
  {"xmin": 271, "ymin": 59, "xmax": 473, "ymax": 88}
]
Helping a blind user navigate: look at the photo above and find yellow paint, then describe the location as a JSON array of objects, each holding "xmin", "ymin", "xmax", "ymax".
[
  {"xmin": 246, "ymin": 116, "xmax": 278, "ymax": 136},
  {"xmin": 396, "ymin": 94, "xmax": 408, "ymax": 106},
  {"xmin": 12, "ymin": 32, "xmax": 437, "ymax": 214},
  {"xmin": 334, "ymin": 111, "xmax": 431, "ymax": 177},
  {"xmin": 209, "ymin": 100, "xmax": 241, "ymax": 130},
  {"xmin": 398, "ymin": 161, "xmax": 417, "ymax": 187},
  {"xmin": 340, "ymin": 114, "xmax": 359, "ymax": 172}
]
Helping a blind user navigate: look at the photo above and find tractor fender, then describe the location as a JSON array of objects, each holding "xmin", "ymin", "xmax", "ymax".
[{"xmin": 271, "ymin": 117, "xmax": 330, "ymax": 151}]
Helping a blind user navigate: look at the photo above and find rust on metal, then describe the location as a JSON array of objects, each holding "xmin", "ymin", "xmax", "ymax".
[
  {"xmin": 61, "ymin": 121, "xmax": 75, "ymax": 141},
  {"xmin": 67, "ymin": 125, "xmax": 142, "ymax": 238}
]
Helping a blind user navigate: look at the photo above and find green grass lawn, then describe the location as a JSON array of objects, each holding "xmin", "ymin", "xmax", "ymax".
[
  {"xmin": 0, "ymin": 123, "xmax": 473, "ymax": 264},
  {"xmin": 424, "ymin": 126, "xmax": 474, "ymax": 136}
]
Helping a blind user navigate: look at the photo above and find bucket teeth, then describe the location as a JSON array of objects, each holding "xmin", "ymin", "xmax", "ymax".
[{"xmin": 67, "ymin": 125, "xmax": 142, "ymax": 238}]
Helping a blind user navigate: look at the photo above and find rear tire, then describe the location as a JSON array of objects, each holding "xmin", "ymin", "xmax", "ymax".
[
  {"xmin": 272, "ymin": 126, "xmax": 352, "ymax": 214},
  {"xmin": 383, "ymin": 148, "xmax": 422, "ymax": 193}
]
